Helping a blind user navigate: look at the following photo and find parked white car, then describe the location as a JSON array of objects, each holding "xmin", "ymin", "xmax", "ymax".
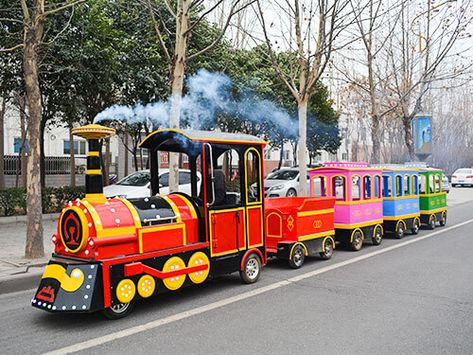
[
  {"xmin": 451, "ymin": 168, "xmax": 473, "ymax": 187},
  {"xmin": 104, "ymin": 169, "xmax": 201, "ymax": 198},
  {"xmin": 262, "ymin": 168, "xmax": 310, "ymax": 197}
]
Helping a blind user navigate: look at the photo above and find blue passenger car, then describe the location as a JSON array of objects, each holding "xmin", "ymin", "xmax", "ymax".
[{"xmin": 381, "ymin": 167, "xmax": 421, "ymax": 238}]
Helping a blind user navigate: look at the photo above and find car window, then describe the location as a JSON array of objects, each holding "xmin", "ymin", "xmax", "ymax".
[
  {"xmin": 179, "ymin": 172, "xmax": 191, "ymax": 184},
  {"xmin": 456, "ymin": 169, "xmax": 472, "ymax": 174},
  {"xmin": 267, "ymin": 170, "xmax": 298, "ymax": 180},
  {"xmin": 116, "ymin": 171, "xmax": 150, "ymax": 186},
  {"xmin": 159, "ymin": 173, "xmax": 169, "ymax": 187}
]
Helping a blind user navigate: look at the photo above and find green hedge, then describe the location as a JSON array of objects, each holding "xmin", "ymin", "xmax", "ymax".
[{"xmin": 0, "ymin": 186, "xmax": 85, "ymax": 216}]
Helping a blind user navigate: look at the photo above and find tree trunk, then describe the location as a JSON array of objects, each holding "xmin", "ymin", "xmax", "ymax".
[
  {"xmin": 23, "ymin": 5, "xmax": 45, "ymax": 258},
  {"xmin": 0, "ymin": 96, "xmax": 6, "ymax": 189},
  {"xmin": 124, "ymin": 133, "xmax": 129, "ymax": 177},
  {"xmin": 69, "ymin": 127, "xmax": 76, "ymax": 187},
  {"xmin": 133, "ymin": 148, "xmax": 139, "ymax": 172},
  {"xmin": 39, "ymin": 117, "xmax": 46, "ymax": 187},
  {"xmin": 19, "ymin": 96, "xmax": 27, "ymax": 188},
  {"xmin": 403, "ymin": 115, "xmax": 415, "ymax": 160},
  {"xmin": 297, "ymin": 98, "xmax": 309, "ymax": 196},
  {"xmin": 370, "ymin": 114, "xmax": 381, "ymax": 163},
  {"xmin": 168, "ymin": 0, "xmax": 191, "ymax": 193}
]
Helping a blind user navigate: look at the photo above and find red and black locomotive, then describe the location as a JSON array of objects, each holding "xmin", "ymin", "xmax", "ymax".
[{"xmin": 32, "ymin": 124, "xmax": 335, "ymax": 318}]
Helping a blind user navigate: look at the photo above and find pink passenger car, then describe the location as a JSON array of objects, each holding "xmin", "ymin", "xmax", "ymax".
[{"xmin": 309, "ymin": 162, "xmax": 384, "ymax": 251}]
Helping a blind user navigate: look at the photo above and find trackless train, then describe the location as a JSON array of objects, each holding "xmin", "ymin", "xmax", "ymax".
[{"xmin": 32, "ymin": 125, "xmax": 448, "ymax": 319}]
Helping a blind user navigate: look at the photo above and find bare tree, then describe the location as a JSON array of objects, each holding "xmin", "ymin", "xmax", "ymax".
[
  {"xmin": 146, "ymin": 0, "xmax": 255, "ymax": 192},
  {"xmin": 256, "ymin": 0, "xmax": 354, "ymax": 195},
  {"xmin": 334, "ymin": 0, "xmax": 404, "ymax": 163},
  {"xmin": 387, "ymin": 0, "xmax": 472, "ymax": 159},
  {"xmin": 1, "ymin": 0, "xmax": 85, "ymax": 258}
]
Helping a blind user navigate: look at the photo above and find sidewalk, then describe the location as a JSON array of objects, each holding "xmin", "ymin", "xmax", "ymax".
[{"xmin": 0, "ymin": 215, "xmax": 57, "ymax": 294}]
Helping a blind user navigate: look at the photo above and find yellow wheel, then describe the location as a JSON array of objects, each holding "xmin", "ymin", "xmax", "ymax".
[
  {"xmin": 162, "ymin": 256, "xmax": 186, "ymax": 290},
  {"xmin": 116, "ymin": 279, "xmax": 136, "ymax": 304},
  {"xmin": 137, "ymin": 275, "xmax": 156, "ymax": 298},
  {"xmin": 187, "ymin": 252, "xmax": 210, "ymax": 284}
]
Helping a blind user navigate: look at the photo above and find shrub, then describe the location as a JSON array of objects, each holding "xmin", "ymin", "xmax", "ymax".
[
  {"xmin": 0, "ymin": 188, "xmax": 26, "ymax": 216},
  {"xmin": 0, "ymin": 186, "xmax": 86, "ymax": 216}
]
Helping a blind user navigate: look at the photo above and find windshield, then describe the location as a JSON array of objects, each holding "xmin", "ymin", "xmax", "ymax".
[
  {"xmin": 455, "ymin": 169, "xmax": 472, "ymax": 174},
  {"xmin": 267, "ymin": 170, "xmax": 298, "ymax": 180},
  {"xmin": 116, "ymin": 171, "xmax": 150, "ymax": 186}
]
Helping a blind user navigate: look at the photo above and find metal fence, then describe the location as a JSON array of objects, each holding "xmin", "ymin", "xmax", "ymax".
[{"xmin": 3, "ymin": 155, "xmax": 116, "ymax": 175}]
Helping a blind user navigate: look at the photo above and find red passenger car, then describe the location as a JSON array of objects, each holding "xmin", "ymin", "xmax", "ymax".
[{"xmin": 265, "ymin": 197, "xmax": 336, "ymax": 268}]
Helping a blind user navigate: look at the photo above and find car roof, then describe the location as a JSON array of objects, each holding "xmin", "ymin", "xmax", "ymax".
[{"xmin": 125, "ymin": 169, "xmax": 194, "ymax": 176}]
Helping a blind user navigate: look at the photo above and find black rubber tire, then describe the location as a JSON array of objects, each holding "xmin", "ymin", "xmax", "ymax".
[
  {"xmin": 411, "ymin": 218, "xmax": 420, "ymax": 235},
  {"xmin": 395, "ymin": 222, "xmax": 405, "ymax": 239},
  {"xmin": 289, "ymin": 244, "xmax": 305, "ymax": 268},
  {"xmin": 350, "ymin": 230, "xmax": 363, "ymax": 251},
  {"xmin": 429, "ymin": 215, "xmax": 436, "ymax": 230},
  {"xmin": 102, "ymin": 301, "xmax": 135, "ymax": 320},
  {"xmin": 371, "ymin": 226, "xmax": 382, "ymax": 245},
  {"xmin": 440, "ymin": 212, "xmax": 447, "ymax": 226},
  {"xmin": 240, "ymin": 253, "xmax": 262, "ymax": 284},
  {"xmin": 319, "ymin": 238, "xmax": 334, "ymax": 260},
  {"xmin": 286, "ymin": 188, "xmax": 297, "ymax": 197}
]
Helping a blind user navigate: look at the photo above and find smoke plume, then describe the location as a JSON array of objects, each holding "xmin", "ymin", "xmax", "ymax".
[{"xmin": 94, "ymin": 69, "xmax": 298, "ymax": 137}]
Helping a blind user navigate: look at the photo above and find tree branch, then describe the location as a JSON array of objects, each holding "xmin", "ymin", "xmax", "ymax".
[
  {"xmin": 188, "ymin": 0, "xmax": 257, "ymax": 60},
  {"xmin": 43, "ymin": 0, "xmax": 86, "ymax": 17},
  {"xmin": 0, "ymin": 43, "xmax": 24, "ymax": 52},
  {"xmin": 146, "ymin": 0, "xmax": 172, "ymax": 62}
]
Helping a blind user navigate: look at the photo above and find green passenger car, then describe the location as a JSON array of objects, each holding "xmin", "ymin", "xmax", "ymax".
[{"xmin": 419, "ymin": 168, "xmax": 447, "ymax": 229}]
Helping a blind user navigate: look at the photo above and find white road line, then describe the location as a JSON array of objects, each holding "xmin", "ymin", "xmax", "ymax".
[{"xmin": 43, "ymin": 218, "xmax": 473, "ymax": 355}]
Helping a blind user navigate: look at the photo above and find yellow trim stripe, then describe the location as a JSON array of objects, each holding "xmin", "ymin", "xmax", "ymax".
[
  {"xmin": 297, "ymin": 208, "xmax": 334, "ymax": 217},
  {"xmin": 298, "ymin": 230, "xmax": 335, "ymax": 242},
  {"xmin": 335, "ymin": 219, "xmax": 384, "ymax": 229},
  {"xmin": 86, "ymin": 169, "xmax": 101, "ymax": 175},
  {"xmin": 337, "ymin": 198, "xmax": 383, "ymax": 205},
  {"xmin": 162, "ymin": 195, "xmax": 182, "ymax": 223},
  {"xmin": 140, "ymin": 127, "xmax": 266, "ymax": 148},
  {"xmin": 383, "ymin": 213, "xmax": 421, "ymax": 221},
  {"xmin": 383, "ymin": 195, "xmax": 420, "ymax": 200},
  {"xmin": 87, "ymin": 151, "xmax": 100, "ymax": 157},
  {"xmin": 174, "ymin": 194, "xmax": 198, "ymax": 219},
  {"xmin": 117, "ymin": 198, "xmax": 142, "ymax": 228},
  {"xmin": 244, "ymin": 147, "xmax": 263, "ymax": 206},
  {"xmin": 85, "ymin": 193, "xmax": 107, "ymax": 203},
  {"xmin": 99, "ymin": 226, "xmax": 137, "ymax": 238},
  {"xmin": 420, "ymin": 192, "xmax": 447, "ymax": 197},
  {"xmin": 420, "ymin": 207, "xmax": 447, "ymax": 215}
]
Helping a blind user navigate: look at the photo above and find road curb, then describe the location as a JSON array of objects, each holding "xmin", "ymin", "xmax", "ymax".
[{"xmin": 0, "ymin": 269, "xmax": 43, "ymax": 295}]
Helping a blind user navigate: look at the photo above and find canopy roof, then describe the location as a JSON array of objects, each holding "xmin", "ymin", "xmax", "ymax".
[{"xmin": 140, "ymin": 128, "xmax": 266, "ymax": 154}]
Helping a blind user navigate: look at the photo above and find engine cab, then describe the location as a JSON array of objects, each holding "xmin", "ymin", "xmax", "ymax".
[{"xmin": 140, "ymin": 128, "xmax": 267, "ymax": 276}]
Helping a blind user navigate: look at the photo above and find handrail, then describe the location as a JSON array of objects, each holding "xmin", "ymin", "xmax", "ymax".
[{"xmin": 204, "ymin": 143, "xmax": 216, "ymax": 207}]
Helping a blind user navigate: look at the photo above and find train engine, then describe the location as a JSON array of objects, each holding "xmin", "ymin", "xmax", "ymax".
[
  {"xmin": 32, "ymin": 124, "xmax": 268, "ymax": 319},
  {"xmin": 32, "ymin": 125, "xmax": 206, "ymax": 318}
]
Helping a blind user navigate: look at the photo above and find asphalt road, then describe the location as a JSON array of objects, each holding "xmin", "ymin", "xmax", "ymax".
[{"xmin": 1, "ymin": 188, "xmax": 473, "ymax": 355}]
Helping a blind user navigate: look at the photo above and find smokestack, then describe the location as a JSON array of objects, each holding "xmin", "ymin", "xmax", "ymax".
[{"xmin": 72, "ymin": 124, "xmax": 115, "ymax": 203}]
